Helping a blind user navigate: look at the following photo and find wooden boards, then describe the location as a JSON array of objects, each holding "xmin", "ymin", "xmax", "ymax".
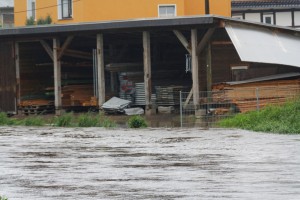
[{"xmin": 212, "ymin": 79, "xmax": 300, "ymax": 113}]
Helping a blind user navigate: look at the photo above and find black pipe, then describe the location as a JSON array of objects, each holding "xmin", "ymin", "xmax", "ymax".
[{"xmin": 205, "ymin": 0, "xmax": 210, "ymax": 14}]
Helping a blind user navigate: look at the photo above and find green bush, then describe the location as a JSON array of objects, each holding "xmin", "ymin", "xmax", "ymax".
[
  {"xmin": 77, "ymin": 112, "xmax": 101, "ymax": 127},
  {"xmin": 0, "ymin": 112, "xmax": 10, "ymax": 125},
  {"xmin": 127, "ymin": 115, "xmax": 147, "ymax": 128},
  {"xmin": 218, "ymin": 98, "xmax": 300, "ymax": 134},
  {"xmin": 37, "ymin": 14, "xmax": 52, "ymax": 25},
  {"xmin": 26, "ymin": 14, "xmax": 52, "ymax": 26},
  {"xmin": 54, "ymin": 112, "xmax": 74, "ymax": 127},
  {"xmin": 25, "ymin": 16, "xmax": 35, "ymax": 26},
  {"xmin": 0, "ymin": 195, "xmax": 8, "ymax": 200}
]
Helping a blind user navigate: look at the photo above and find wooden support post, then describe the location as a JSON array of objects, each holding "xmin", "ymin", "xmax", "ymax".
[
  {"xmin": 206, "ymin": 43, "xmax": 212, "ymax": 92},
  {"xmin": 15, "ymin": 42, "xmax": 21, "ymax": 109},
  {"xmin": 110, "ymin": 72, "xmax": 116, "ymax": 93},
  {"xmin": 206, "ymin": 43, "xmax": 212, "ymax": 107},
  {"xmin": 191, "ymin": 29, "xmax": 199, "ymax": 107},
  {"xmin": 97, "ymin": 34, "xmax": 105, "ymax": 107},
  {"xmin": 143, "ymin": 31, "xmax": 152, "ymax": 115},
  {"xmin": 53, "ymin": 38, "xmax": 62, "ymax": 115}
]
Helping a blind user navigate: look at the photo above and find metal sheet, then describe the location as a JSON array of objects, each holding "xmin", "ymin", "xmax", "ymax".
[
  {"xmin": 225, "ymin": 72, "xmax": 300, "ymax": 85},
  {"xmin": 225, "ymin": 22, "xmax": 300, "ymax": 68}
]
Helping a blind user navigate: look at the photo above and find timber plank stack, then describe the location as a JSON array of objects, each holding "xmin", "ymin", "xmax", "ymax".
[
  {"xmin": 62, "ymin": 84, "xmax": 97, "ymax": 107},
  {"xmin": 212, "ymin": 79, "xmax": 300, "ymax": 113}
]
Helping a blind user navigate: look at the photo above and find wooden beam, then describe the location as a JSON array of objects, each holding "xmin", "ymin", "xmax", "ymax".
[
  {"xmin": 58, "ymin": 36, "xmax": 74, "ymax": 60},
  {"xmin": 97, "ymin": 34, "xmax": 105, "ymax": 107},
  {"xmin": 63, "ymin": 49, "xmax": 93, "ymax": 60},
  {"xmin": 143, "ymin": 31, "xmax": 152, "ymax": 115},
  {"xmin": 173, "ymin": 30, "xmax": 192, "ymax": 54},
  {"xmin": 40, "ymin": 40, "xmax": 54, "ymax": 61},
  {"xmin": 183, "ymin": 89, "xmax": 193, "ymax": 109},
  {"xmin": 212, "ymin": 41, "xmax": 232, "ymax": 45},
  {"xmin": 15, "ymin": 42, "xmax": 21, "ymax": 108},
  {"xmin": 191, "ymin": 29, "xmax": 199, "ymax": 107},
  {"xmin": 196, "ymin": 28, "xmax": 215, "ymax": 55},
  {"xmin": 53, "ymin": 38, "xmax": 62, "ymax": 115}
]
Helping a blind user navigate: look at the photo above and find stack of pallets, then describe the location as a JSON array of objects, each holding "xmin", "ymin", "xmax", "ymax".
[
  {"xmin": 19, "ymin": 99, "xmax": 54, "ymax": 115},
  {"xmin": 155, "ymin": 86, "xmax": 188, "ymax": 106}
]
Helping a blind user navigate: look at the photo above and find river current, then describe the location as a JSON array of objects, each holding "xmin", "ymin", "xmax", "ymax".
[{"xmin": 0, "ymin": 127, "xmax": 300, "ymax": 199}]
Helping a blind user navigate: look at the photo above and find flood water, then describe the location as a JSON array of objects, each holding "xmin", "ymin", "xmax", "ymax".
[{"xmin": 0, "ymin": 127, "xmax": 300, "ymax": 199}]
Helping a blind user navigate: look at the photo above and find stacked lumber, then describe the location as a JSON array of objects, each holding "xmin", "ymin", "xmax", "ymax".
[
  {"xmin": 19, "ymin": 99, "xmax": 54, "ymax": 115},
  {"xmin": 212, "ymin": 79, "xmax": 300, "ymax": 113},
  {"xmin": 62, "ymin": 85, "xmax": 97, "ymax": 107}
]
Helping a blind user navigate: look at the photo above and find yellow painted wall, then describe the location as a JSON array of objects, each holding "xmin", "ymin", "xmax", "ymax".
[
  {"xmin": 15, "ymin": 0, "xmax": 231, "ymax": 26},
  {"xmin": 184, "ymin": 0, "xmax": 205, "ymax": 16},
  {"xmin": 14, "ymin": 0, "xmax": 27, "ymax": 26},
  {"xmin": 210, "ymin": 0, "xmax": 231, "ymax": 17}
]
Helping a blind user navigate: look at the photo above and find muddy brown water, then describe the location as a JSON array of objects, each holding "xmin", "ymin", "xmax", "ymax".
[{"xmin": 0, "ymin": 126, "xmax": 300, "ymax": 199}]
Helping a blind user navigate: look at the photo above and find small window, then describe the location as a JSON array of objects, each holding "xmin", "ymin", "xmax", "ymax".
[
  {"xmin": 263, "ymin": 14, "xmax": 273, "ymax": 24},
  {"xmin": 231, "ymin": 65, "xmax": 249, "ymax": 81},
  {"xmin": 159, "ymin": 5, "xmax": 176, "ymax": 18},
  {"xmin": 27, "ymin": 0, "xmax": 36, "ymax": 20},
  {"xmin": 58, "ymin": 0, "xmax": 73, "ymax": 19}
]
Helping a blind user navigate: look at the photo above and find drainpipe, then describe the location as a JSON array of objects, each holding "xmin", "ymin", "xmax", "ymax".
[{"xmin": 205, "ymin": 0, "xmax": 210, "ymax": 15}]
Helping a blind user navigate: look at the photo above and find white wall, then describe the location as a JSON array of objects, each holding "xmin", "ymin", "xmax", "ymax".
[
  {"xmin": 295, "ymin": 11, "xmax": 300, "ymax": 26},
  {"xmin": 245, "ymin": 13, "xmax": 261, "ymax": 23},
  {"xmin": 232, "ymin": 14, "xmax": 243, "ymax": 20},
  {"xmin": 276, "ymin": 12, "xmax": 292, "ymax": 26}
]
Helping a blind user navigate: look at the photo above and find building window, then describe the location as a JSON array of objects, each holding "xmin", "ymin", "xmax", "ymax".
[
  {"xmin": 27, "ymin": 0, "xmax": 36, "ymax": 20},
  {"xmin": 231, "ymin": 65, "xmax": 249, "ymax": 81},
  {"xmin": 263, "ymin": 14, "xmax": 274, "ymax": 24},
  {"xmin": 159, "ymin": 5, "xmax": 176, "ymax": 18},
  {"xmin": 58, "ymin": 0, "xmax": 72, "ymax": 19}
]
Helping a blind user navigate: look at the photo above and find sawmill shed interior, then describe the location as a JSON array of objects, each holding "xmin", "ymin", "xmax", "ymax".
[{"xmin": 0, "ymin": 16, "xmax": 300, "ymax": 115}]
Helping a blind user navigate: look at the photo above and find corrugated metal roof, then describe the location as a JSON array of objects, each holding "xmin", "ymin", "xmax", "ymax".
[
  {"xmin": 225, "ymin": 72, "xmax": 300, "ymax": 85},
  {"xmin": 225, "ymin": 22, "xmax": 300, "ymax": 68},
  {"xmin": 0, "ymin": 0, "xmax": 14, "ymax": 8},
  {"xmin": 232, "ymin": 0, "xmax": 300, "ymax": 9}
]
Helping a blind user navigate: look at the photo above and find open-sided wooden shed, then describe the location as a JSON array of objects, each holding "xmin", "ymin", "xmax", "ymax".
[{"xmin": 0, "ymin": 16, "xmax": 299, "ymax": 115}]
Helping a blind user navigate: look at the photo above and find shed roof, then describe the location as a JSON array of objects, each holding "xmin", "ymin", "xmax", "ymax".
[
  {"xmin": 0, "ymin": 15, "xmax": 299, "ymax": 39},
  {"xmin": 0, "ymin": 15, "xmax": 299, "ymax": 68},
  {"xmin": 0, "ymin": 0, "xmax": 14, "ymax": 8}
]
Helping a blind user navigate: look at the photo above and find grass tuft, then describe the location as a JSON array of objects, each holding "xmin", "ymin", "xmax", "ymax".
[
  {"xmin": 0, "ymin": 111, "xmax": 117, "ymax": 128},
  {"xmin": 77, "ymin": 112, "xmax": 101, "ymax": 127},
  {"xmin": 54, "ymin": 112, "xmax": 74, "ymax": 127},
  {"xmin": 21, "ymin": 116, "xmax": 45, "ymax": 126}
]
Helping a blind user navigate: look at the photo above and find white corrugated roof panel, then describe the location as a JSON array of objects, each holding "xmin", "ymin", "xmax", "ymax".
[{"xmin": 225, "ymin": 22, "xmax": 300, "ymax": 68}]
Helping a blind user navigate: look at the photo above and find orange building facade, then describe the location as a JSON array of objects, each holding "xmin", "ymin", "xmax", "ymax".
[{"xmin": 15, "ymin": 0, "xmax": 231, "ymax": 26}]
